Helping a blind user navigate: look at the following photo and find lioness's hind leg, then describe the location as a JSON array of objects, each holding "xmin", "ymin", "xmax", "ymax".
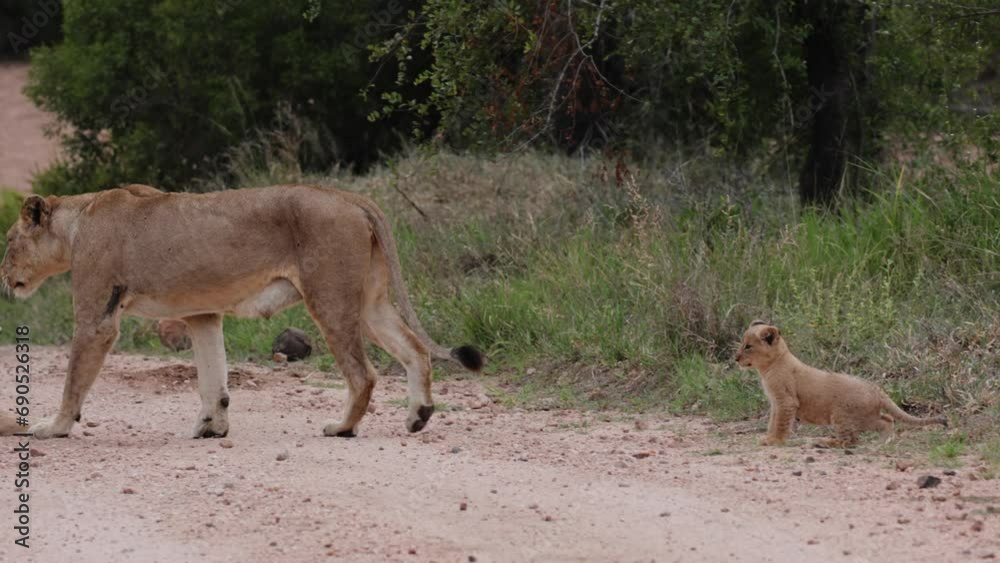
[
  {"xmin": 364, "ymin": 298, "xmax": 434, "ymax": 433},
  {"xmin": 319, "ymin": 334, "xmax": 377, "ymax": 438},
  {"xmin": 303, "ymin": 292, "xmax": 376, "ymax": 437},
  {"xmin": 185, "ymin": 314, "xmax": 230, "ymax": 439}
]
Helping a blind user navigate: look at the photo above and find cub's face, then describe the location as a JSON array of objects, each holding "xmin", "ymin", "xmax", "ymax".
[
  {"xmin": 0, "ymin": 196, "xmax": 68, "ymax": 299},
  {"xmin": 735, "ymin": 322, "xmax": 782, "ymax": 370}
]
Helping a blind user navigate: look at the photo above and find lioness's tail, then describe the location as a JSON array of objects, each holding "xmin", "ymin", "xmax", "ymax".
[
  {"xmin": 357, "ymin": 196, "xmax": 484, "ymax": 371},
  {"xmin": 880, "ymin": 394, "xmax": 947, "ymax": 427}
]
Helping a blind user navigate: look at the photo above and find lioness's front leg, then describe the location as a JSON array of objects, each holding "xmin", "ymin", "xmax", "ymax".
[
  {"xmin": 185, "ymin": 314, "xmax": 230, "ymax": 438},
  {"xmin": 30, "ymin": 316, "xmax": 120, "ymax": 439}
]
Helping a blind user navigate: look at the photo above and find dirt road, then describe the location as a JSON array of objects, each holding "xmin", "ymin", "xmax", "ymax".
[
  {"xmin": 0, "ymin": 62, "xmax": 60, "ymax": 192},
  {"xmin": 0, "ymin": 346, "xmax": 996, "ymax": 563}
]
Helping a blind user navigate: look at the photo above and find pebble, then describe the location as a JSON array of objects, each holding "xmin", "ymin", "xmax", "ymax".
[
  {"xmin": 886, "ymin": 481, "xmax": 900, "ymax": 491},
  {"xmin": 459, "ymin": 502, "xmax": 468, "ymax": 511},
  {"xmin": 219, "ymin": 439, "xmax": 234, "ymax": 449},
  {"xmin": 122, "ymin": 488, "xmax": 136, "ymax": 494},
  {"xmin": 276, "ymin": 449, "xmax": 289, "ymax": 461},
  {"xmin": 971, "ymin": 521, "xmax": 984, "ymax": 532},
  {"xmin": 451, "ymin": 447, "xmax": 462, "ymax": 454},
  {"xmin": 29, "ymin": 448, "xmax": 45, "ymax": 457},
  {"xmin": 86, "ymin": 421, "xmax": 100, "ymax": 427},
  {"xmin": 791, "ymin": 471, "xmax": 803, "ymax": 477},
  {"xmin": 895, "ymin": 459, "xmax": 916, "ymax": 472},
  {"xmin": 917, "ymin": 475, "xmax": 941, "ymax": 489}
]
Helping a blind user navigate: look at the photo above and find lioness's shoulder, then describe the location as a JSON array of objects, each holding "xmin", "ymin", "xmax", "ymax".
[{"xmin": 120, "ymin": 184, "xmax": 164, "ymax": 197}]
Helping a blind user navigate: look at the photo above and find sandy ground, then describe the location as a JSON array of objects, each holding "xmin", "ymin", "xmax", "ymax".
[
  {"xmin": 0, "ymin": 346, "xmax": 995, "ymax": 563},
  {"xmin": 0, "ymin": 62, "xmax": 61, "ymax": 192}
]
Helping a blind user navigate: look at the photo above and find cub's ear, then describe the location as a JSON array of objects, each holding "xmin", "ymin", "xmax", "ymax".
[
  {"xmin": 20, "ymin": 196, "xmax": 51, "ymax": 227},
  {"xmin": 761, "ymin": 326, "xmax": 780, "ymax": 346}
]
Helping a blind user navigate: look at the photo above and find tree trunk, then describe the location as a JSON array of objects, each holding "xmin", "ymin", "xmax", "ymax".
[{"xmin": 798, "ymin": 0, "xmax": 875, "ymax": 208}]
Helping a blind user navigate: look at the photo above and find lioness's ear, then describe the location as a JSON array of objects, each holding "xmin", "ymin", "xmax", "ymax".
[
  {"xmin": 20, "ymin": 196, "xmax": 51, "ymax": 227},
  {"xmin": 762, "ymin": 326, "xmax": 779, "ymax": 346}
]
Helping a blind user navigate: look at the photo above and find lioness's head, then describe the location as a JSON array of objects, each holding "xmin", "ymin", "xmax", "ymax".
[
  {"xmin": 735, "ymin": 321, "xmax": 787, "ymax": 370},
  {"xmin": 1, "ymin": 195, "xmax": 69, "ymax": 299}
]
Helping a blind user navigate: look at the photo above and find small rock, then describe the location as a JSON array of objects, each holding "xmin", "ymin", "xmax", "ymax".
[
  {"xmin": 721, "ymin": 508, "xmax": 730, "ymax": 513},
  {"xmin": 886, "ymin": 481, "xmax": 900, "ymax": 491},
  {"xmin": 898, "ymin": 518, "xmax": 911, "ymax": 524},
  {"xmin": 459, "ymin": 502, "xmax": 468, "ymax": 511},
  {"xmin": 367, "ymin": 404, "xmax": 376, "ymax": 414},
  {"xmin": 451, "ymin": 446, "xmax": 461, "ymax": 454},
  {"xmin": 634, "ymin": 420, "xmax": 649, "ymax": 431},
  {"xmin": 122, "ymin": 487, "xmax": 136, "ymax": 495},
  {"xmin": 468, "ymin": 556, "xmax": 478, "ymax": 562},
  {"xmin": 804, "ymin": 456, "xmax": 816, "ymax": 463},
  {"xmin": 29, "ymin": 448, "xmax": 45, "ymax": 457},
  {"xmin": 276, "ymin": 449, "xmax": 289, "ymax": 461},
  {"xmin": 408, "ymin": 548, "xmax": 417, "ymax": 555},
  {"xmin": 792, "ymin": 471, "xmax": 803, "ymax": 477},
  {"xmin": 86, "ymin": 421, "xmax": 100, "ymax": 428},
  {"xmin": 895, "ymin": 459, "xmax": 916, "ymax": 472},
  {"xmin": 971, "ymin": 520, "xmax": 984, "ymax": 532},
  {"xmin": 917, "ymin": 475, "xmax": 942, "ymax": 489},
  {"xmin": 219, "ymin": 439, "xmax": 234, "ymax": 449},
  {"xmin": 632, "ymin": 451, "xmax": 655, "ymax": 459},
  {"xmin": 807, "ymin": 539, "xmax": 818, "ymax": 545},
  {"xmin": 659, "ymin": 511, "xmax": 671, "ymax": 517},
  {"xmin": 83, "ymin": 431, "xmax": 94, "ymax": 437},
  {"xmin": 272, "ymin": 328, "xmax": 313, "ymax": 361},
  {"xmin": 272, "ymin": 352, "xmax": 288, "ymax": 363},
  {"xmin": 943, "ymin": 469, "xmax": 956, "ymax": 476}
]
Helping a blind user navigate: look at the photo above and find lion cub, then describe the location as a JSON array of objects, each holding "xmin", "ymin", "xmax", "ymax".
[{"xmin": 735, "ymin": 321, "xmax": 946, "ymax": 448}]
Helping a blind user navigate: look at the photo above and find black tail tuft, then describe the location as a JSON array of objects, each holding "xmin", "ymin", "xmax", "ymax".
[{"xmin": 451, "ymin": 345, "xmax": 485, "ymax": 372}]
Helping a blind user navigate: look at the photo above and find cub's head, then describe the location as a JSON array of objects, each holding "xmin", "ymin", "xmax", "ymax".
[
  {"xmin": 734, "ymin": 320, "xmax": 787, "ymax": 370},
  {"xmin": 1, "ymin": 195, "xmax": 69, "ymax": 299}
]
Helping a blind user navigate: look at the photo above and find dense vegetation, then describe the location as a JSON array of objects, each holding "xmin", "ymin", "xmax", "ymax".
[{"xmin": 16, "ymin": 0, "xmax": 1000, "ymax": 201}]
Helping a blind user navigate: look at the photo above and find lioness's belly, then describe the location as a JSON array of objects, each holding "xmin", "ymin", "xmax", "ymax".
[{"xmin": 125, "ymin": 278, "xmax": 303, "ymax": 320}]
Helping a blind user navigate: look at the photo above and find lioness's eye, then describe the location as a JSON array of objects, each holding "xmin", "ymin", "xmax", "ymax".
[{"xmin": 744, "ymin": 345, "xmax": 752, "ymax": 351}]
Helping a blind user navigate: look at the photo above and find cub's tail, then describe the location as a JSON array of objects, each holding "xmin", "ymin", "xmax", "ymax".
[{"xmin": 880, "ymin": 394, "xmax": 947, "ymax": 427}]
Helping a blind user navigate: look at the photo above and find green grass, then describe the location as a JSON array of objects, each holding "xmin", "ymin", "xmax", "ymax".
[{"xmin": 2, "ymin": 152, "xmax": 998, "ymax": 445}]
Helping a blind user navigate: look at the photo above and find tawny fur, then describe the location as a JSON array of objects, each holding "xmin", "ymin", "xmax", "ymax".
[
  {"xmin": 735, "ymin": 322, "xmax": 947, "ymax": 448},
  {"xmin": 0, "ymin": 185, "xmax": 482, "ymax": 440},
  {"xmin": 0, "ymin": 412, "xmax": 30, "ymax": 436}
]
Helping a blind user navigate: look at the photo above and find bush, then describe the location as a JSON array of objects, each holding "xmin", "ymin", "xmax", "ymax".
[
  {"xmin": 26, "ymin": 0, "xmax": 430, "ymax": 194},
  {"xmin": 0, "ymin": 189, "xmax": 25, "ymax": 254}
]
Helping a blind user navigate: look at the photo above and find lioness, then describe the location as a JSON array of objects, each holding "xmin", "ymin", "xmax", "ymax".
[
  {"xmin": 735, "ymin": 321, "xmax": 946, "ymax": 448},
  {"xmin": 1, "ymin": 184, "xmax": 482, "ymax": 439}
]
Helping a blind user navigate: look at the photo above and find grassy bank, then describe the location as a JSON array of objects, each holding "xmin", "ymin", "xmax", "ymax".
[{"xmin": 2, "ymin": 153, "xmax": 998, "ymax": 446}]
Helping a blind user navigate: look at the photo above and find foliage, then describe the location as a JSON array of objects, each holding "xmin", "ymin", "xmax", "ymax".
[
  {"xmin": 25, "ymin": 0, "xmax": 428, "ymax": 194},
  {"xmin": 373, "ymin": 1, "xmax": 1000, "ymax": 162},
  {"xmin": 0, "ymin": 0, "xmax": 63, "ymax": 58}
]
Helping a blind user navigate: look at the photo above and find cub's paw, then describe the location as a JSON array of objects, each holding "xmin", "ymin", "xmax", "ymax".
[
  {"xmin": 29, "ymin": 417, "xmax": 73, "ymax": 440},
  {"xmin": 760, "ymin": 436, "xmax": 785, "ymax": 446}
]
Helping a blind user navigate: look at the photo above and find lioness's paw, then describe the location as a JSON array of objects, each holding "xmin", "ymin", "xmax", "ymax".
[
  {"xmin": 405, "ymin": 404, "xmax": 435, "ymax": 433},
  {"xmin": 29, "ymin": 418, "xmax": 72, "ymax": 440},
  {"xmin": 760, "ymin": 436, "xmax": 785, "ymax": 446},
  {"xmin": 192, "ymin": 415, "xmax": 229, "ymax": 439},
  {"xmin": 323, "ymin": 421, "xmax": 356, "ymax": 438}
]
